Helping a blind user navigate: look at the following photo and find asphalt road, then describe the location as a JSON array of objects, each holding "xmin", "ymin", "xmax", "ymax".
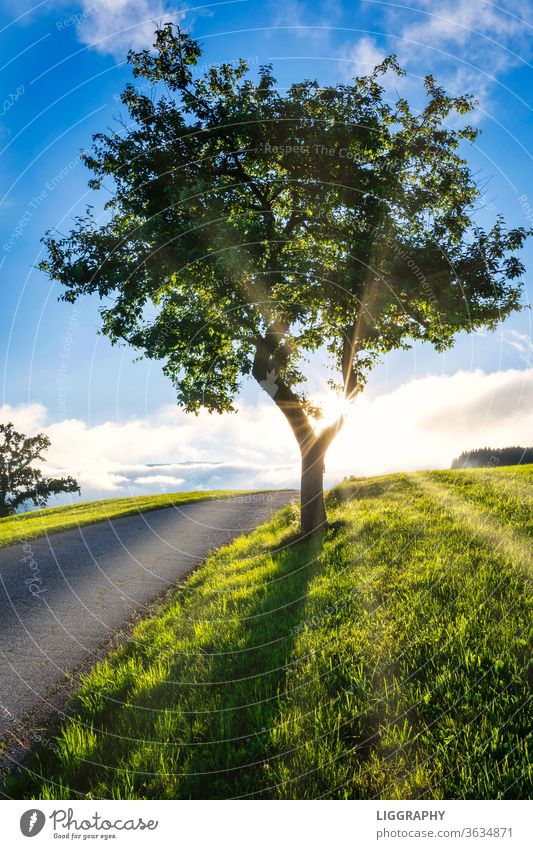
[{"xmin": 0, "ymin": 491, "xmax": 295, "ymax": 742}]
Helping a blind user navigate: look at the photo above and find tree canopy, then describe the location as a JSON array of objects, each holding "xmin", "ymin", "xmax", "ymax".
[
  {"xmin": 40, "ymin": 24, "xmax": 531, "ymax": 532},
  {"xmin": 0, "ymin": 423, "xmax": 80, "ymax": 517}
]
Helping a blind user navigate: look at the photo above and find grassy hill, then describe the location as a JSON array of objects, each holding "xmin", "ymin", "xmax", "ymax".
[
  {"xmin": 0, "ymin": 489, "xmax": 261, "ymax": 548},
  {"xmin": 2, "ymin": 466, "xmax": 531, "ymax": 800}
]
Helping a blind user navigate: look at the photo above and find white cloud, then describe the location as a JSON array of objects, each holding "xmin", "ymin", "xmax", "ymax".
[
  {"xmin": 400, "ymin": 0, "xmax": 525, "ymax": 47},
  {"xmin": 341, "ymin": 0, "xmax": 532, "ymax": 109},
  {"xmin": 399, "ymin": 1, "xmax": 529, "ymax": 102},
  {"xmin": 329, "ymin": 367, "xmax": 533, "ymax": 477},
  {"xmin": 0, "ymin": 402, "xmax": 47, "ymax": 433},
  {"xmin": 2, "ymin": 366, "xmax": 533, "ymax": 505},
  {"xmin": 134, "ymin": 474, "xmax": 186, "ymax": 485},
  {"xmin": 505, "ymin": 330, "xmax": 533, "ymax": 367},
  {"xmin": 341, "ymin": 36, "xmax": 387, "ymax": 77},
  {"xmin": 75, "ymin": 0, "xmax": 187, "ymax": 58},
  {"xmin": 271, "ymin": 0, "xmax": 342, "ymax": 42}
]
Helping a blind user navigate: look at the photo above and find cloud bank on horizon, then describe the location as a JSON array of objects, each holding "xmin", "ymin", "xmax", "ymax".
[{"xmin": 3, "ymin": 367, "xmax": 532, "ymax": 504}]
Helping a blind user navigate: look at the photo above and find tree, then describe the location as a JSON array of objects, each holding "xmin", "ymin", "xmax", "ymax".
[
  {"xmin": 0, "ymin": 423, "xmax": 79, "ymax": 517},
  {"xmin": 451, "ymin": 446, "xmax": 533, "ymax": 469},
  {"xmin": 40, "ymin": 25, "xmax": 530, "ymax": 535}
]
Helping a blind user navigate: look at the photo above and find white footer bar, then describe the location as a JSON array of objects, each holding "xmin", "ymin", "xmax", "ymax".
[{"xmin": 2, "ymin": 799, "xmax": 531, "ymax": 848}]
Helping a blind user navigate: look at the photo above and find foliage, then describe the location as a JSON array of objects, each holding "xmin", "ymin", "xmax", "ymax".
[
  {"xmin": 0, "ymin": 423, "xmax": 79, "ymax": 517},
  {"xmin": 3, "ymin": 466, "xmax": 531, "ymax": 800},
  {"xmin": 452, "ymin": 446, "xmax": 533, "ymax": 469},
  {"xmin": 39, "ymin": 25, "xmax": 530, "ymax": 502}
]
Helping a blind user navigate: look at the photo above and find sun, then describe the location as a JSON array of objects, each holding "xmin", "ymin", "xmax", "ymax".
[{"xmin": 312, "ymin": 390, "xmax": 356, "ymax": 432}]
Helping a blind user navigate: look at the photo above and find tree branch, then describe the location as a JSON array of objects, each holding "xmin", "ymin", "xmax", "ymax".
[{"xmin": 251, "ymin": 334, "xmax": 315, "ymax": 450}]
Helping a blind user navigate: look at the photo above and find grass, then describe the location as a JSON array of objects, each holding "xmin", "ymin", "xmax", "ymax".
[
  {"xmin": 0, "ymin": 489, "xmax": 262, "ymax": 549},
  {"xmin": 1, "ymin": 466, "xmax": 531, "ymax": 800}
]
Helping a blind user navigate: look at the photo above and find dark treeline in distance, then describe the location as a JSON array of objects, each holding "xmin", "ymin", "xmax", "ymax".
[{"xmin": 451, "ymin": 446, "xmax": 533, "ymax": 469}]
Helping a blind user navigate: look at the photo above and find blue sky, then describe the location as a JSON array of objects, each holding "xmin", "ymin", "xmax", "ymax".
[{"xmin": 1, "ymin": 0, "xmax": 533, "ymax": 500}]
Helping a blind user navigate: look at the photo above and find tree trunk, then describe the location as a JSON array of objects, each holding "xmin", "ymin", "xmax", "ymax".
[
  {"xmin": 251, "ymin": 343, "xmax": 343, "ymax": 538},
  {"xmin": 300, "ymin": 441, "xmax": 327, "ymax": 537}
]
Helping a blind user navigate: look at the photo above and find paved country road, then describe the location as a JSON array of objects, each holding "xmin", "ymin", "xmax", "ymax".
[{"xmin": 0, "ymin": 491, "xmax": 295, "ymax": 743}]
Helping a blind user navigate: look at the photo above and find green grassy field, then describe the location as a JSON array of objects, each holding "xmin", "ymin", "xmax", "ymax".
[
  {"xmin": 2, "ymin": 466, "xmax": 531, "ymax": 800},
  {"xmin": 0, "ymin": 489, "xmax": 259, "ymax": 549}
]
